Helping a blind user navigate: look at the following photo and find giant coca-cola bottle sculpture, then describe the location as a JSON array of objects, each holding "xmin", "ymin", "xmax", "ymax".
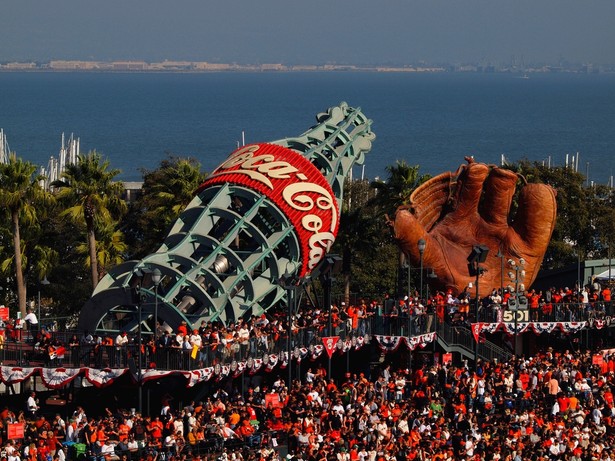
[{"xmin": 79, "ymin": 102, "xmax": 374, "ymax": 334}]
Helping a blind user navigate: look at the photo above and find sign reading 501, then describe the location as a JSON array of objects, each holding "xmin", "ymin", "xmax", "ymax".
[{"xmin": 502, "ymin": 309, "xmax": 529, "ymax": 323}]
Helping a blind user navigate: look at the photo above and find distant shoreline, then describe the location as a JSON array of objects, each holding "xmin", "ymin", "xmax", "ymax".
[{"xmin": 0, "ymin": 60, "xmax": 611, "ymax": 75}]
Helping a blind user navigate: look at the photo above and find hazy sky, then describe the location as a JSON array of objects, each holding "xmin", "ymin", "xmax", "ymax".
[{"xmin": 2, "ymin": 0, "xmax": 614, "ymax": 65}]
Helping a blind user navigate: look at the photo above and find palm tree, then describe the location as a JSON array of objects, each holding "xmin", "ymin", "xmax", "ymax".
[
  {"xmin": 31, "ymin": 244, "xmax": 59, "ymax": 281},
  {"xmin": 0, "ymin": 153, "xmax": 50, "ymax": 317},
  {"xmin": 148, "ymin": 157, "xmax": 207, "ymax": 218},
  {"xmin": 330, "ymin": 179, "xmax": 381, "ymax": 303},
  {"xmin": 53, "ymin": 151, "xmax": 126, "ymax": 289},
  {"xmin": 371, "ymin": 160, "xmax": 432, "ymax": 217},
  {"xmin": 126, "ymin": 156, "xmax": 207, "ymax": 257},
  {"xmin": 76, "ymin": 222, "xmax": 127, "ymax": 279},
  {"xmin": 370, "ymin": 161, "xmax": 431, "ymax": 297}
]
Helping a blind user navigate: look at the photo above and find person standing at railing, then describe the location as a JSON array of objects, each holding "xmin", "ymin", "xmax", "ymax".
[
  {"xmin": 79, "ymin": 332, "xmax": 94, "ymax": 367},
  {"xmin": 207, "ymin": 327, "xmax": 219, "ymax": 365},
  {"xmin": 189, "ymin": 329, "xmax": 202, "ymax": 366},
  {"xmin": 238, "ymin": 323, "xmax": 250, "ymax": 360},
  {"xmin": 157, "ymin": 330, "xmax": 172, "ymax": 349},
  {"xmin": 68, "ymin": 334, "xmax": 80, "ymax": 367},
  {"xmin": 529, "ymin": 290, "xmax": 540, "ymax": 321},
  {"xmin": 356, "ymin": 301, "xmax": 368, "ymax": 337},
  {"xmin": 425, "ymin": 301, "xmax": 434, "ymax": 334},
  {"xmin": 257, "ymin": 326, "xmax": 269, "ymax": 355},
  {"xmin": 114, "ymin": 332, "xmax": 128, "ymax": 368},
  {"xmin": 602, "ymin": 285, "xmax": 611, "ymax": 303},
  {"xmin": 181, "ymin": 335, "xmax": 192, "ymax": 370},
  {"xmin": 24, "ymin": 308, "xmax": 39, "ymax": 344}
]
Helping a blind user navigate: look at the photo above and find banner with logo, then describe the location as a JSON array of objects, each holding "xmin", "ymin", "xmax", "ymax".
[{"xmin": 322, "ymin": 336, "xmax": 340, "ymax": 358}]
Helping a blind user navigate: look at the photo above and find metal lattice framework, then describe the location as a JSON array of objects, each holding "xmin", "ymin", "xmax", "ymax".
[{"xmin": 78, "ymin": 102, "xmax": 374, "ymax": 335}]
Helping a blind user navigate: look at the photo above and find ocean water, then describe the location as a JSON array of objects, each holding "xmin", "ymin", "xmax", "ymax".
[{"xmin": 0, "ymin": 71, "xmax": 614, "ymax": 183}]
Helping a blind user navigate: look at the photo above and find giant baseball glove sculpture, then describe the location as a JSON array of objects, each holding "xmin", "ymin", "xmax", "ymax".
[{"xmin": 392, "ymin": 157, "xmax": 557, "ymax": 298}]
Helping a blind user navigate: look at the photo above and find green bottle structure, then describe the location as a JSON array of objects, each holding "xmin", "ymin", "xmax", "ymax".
[{"xmin": 78, "ymin": 102, "xmax": 374, "ymax": 335}]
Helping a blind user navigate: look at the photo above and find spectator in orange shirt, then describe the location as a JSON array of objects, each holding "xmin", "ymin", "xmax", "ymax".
[{"xmin": 602, "ymin": 286, "xmax": 611, "ymax": 302}]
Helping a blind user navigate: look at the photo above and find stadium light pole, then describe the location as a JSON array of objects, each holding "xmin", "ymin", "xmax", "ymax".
[
  {"xmin": 278, "ymin": 266, "xmax": 298, "ymax": 388},
  {"xmin": 468, "ymin": 245, "xmax": 489, "ymax": 367},
  {"xmin": 507, "ymin": 258, "xmax": 526, "ymax": 357},
  {"xmin": 496, "ymin": 249, "xmax": 505, "ymax": 302},
  {"xmin": 409, "ymin": 239, "xmax": 425, "ymax": 372},
  {"xmin": 131, "ymin": 269, "xmax": 145, "ymax": 416},
  {"xmin": 609, "ymin": 242, "xmax": 612, "ymax": 291},
  {"xmin": 138, "ymin": 290, "xmax": 143, "ymax": 415},
  {"xmin": 152, "ymin": 268, "xmax": 162, "ymax": 340},
  {"xmin": 418, "ymin": 239, "xmax": 426, "ymax": 302}
]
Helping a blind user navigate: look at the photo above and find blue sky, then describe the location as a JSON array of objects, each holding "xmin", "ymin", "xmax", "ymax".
[{"xmin": 2, "ymin": 0, "xmax": 614, "ymax": 65}]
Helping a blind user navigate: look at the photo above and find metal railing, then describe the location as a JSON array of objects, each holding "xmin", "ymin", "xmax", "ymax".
[
  {"xmin": 474, "ymin": 300, "xmax": 615, "ymax": 323},
  {"xmin": 0, "ymin": 313, "xmax": 438, "ymax": 370},
  {"xmin": 437, "ymin": 322, "xmax": 513, "ymax": 363},
  {"xmin": 0, "ymin": 299, "xmax": 612, "ymax": 370}
]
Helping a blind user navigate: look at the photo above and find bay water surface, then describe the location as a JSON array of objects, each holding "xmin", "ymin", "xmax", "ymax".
[{"xmin": 1, "ymin": 71, "xmax": 614, "ymax": 184}]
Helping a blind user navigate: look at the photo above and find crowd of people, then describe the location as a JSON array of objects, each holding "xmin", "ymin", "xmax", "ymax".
[
  {"xmin": 2, "ymin": 343, "xmax": 615, "ymax": 461},
  {"xmin": 1, "ymin": 282, "xmax": 615, "ymax": 461},
  {"xmin": 1, "ymin": 281, "xmax": 612, "ymax": 373}
]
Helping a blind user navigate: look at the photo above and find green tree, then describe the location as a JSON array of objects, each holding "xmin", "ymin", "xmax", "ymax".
[
  {"xmin": 333, "ymin": 179, "xmax": 382, "ymax": 302},
  {"xmin": 76, "ymin": 222, "xmax": 127, "ymax": 279},
  {"xmin": 370, "ymin": 160, "xmax": 432, "ymax": 217},
  {"xmin": 0, "ymin": 153, "xmax": 52, "ymax": 317},
  {"xmin": 590, "ymin": 184, "xmax": 615, "ymax": 259},
  {"xmin": 53, "ymin": 151, "xmax": 126, "ymax": 289},
  {"xmin": 370, "ymin": 161, "xmax": 431, "ymax": 296},
  {"xmin": 37, "ymin": 211, "xmax": 92, "ymax": 322},
  {"xmin": 510, "ymin": 160, "xmax": 591, "ymax": 269},
  {"xmin": 124, "ymin": 156, "xmax": 207, "ymax": 257},
  {"xmin": 31, "ymin": 244, "xmax": 59, "ymax": 281}
]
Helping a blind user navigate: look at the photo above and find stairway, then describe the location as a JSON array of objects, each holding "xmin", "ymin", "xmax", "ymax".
[{"xmin": 437, "ymin": 321, "xmax": 513, "ymax": 364}]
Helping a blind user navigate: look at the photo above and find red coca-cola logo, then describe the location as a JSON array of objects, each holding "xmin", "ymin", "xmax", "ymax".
[{"xmin": 197, "ymin": 143, "xmax": 339, "ymax": 276}]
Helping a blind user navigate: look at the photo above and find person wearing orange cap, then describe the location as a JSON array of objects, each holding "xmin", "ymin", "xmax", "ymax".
[{"xmin": 189, "ymin": 329, "xmax": 202, "ymax": 364}]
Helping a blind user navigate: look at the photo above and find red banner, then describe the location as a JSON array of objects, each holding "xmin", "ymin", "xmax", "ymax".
[
  {"xmin": 442, "ymin": 353, "xmax": 453, "ymax": 365},
  {"xmin": 0, "ymin": 306, "xmax": 8, "ymax": 321},
  {"xmin": 265, "ymin": 393, "xmax": 282, "ymax": 409},
  {"xmin": 8, "ymin": 422, "xmax": 25, "ymax": 439},
  {"xmin": 593, "ymin": 354, "xmax": 604, "ymax": 365},
  {"xmin": 471, "ymin": 323, "xmax": 482, "ymax": 343},
  {"xmin": 322, "ymin": 336, "xmax": 340, "ymax": 358}
]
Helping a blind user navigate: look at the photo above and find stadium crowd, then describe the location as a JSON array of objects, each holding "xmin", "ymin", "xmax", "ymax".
[
  {"xmin": 1, "ymin": 281, "xmax": 615, "ymax": 461},
  {"xmin": 1, "ymin": 281, "xmax": 612, "ymax": 373},
  {"xmin": 2, "ymin": 345, "xmax": 615, "ymax": 461}
]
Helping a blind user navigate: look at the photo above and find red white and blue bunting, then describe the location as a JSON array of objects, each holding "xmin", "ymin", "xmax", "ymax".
[
  {"xmin": 233, "ymin": 360, "xmax": 247, "ymax": 378},
  {"xmin": 471, "ymin": 321, "xmax": 587, "ymax": 339},
  {"xmin": 0, "ymin": 366, "xmax": 38, "ymax": 384},
  {"xmin": 374, "ymin": 335, "xmax": 404, "ymax": 352},
  {"xmin": 185, "ymin": 367, "xmax": 214, "ymax": 387},
  {"xmin": 40, "ymin": 367, "xmax": 82, "ymax": 389},
  {"xmin": 407, "ymin": 332, "xmax": 437, "ymax": 351},
  {"xmin": 0, "ymin": 335, "xmax": 369, "ymax": 390},
  {"xmin": 374, "ymin": 333, "xmax": 436, "ymax": 352},
  {"xmin": 85, "ymin": 367, "xmax": 129, "ymax": 388}
]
